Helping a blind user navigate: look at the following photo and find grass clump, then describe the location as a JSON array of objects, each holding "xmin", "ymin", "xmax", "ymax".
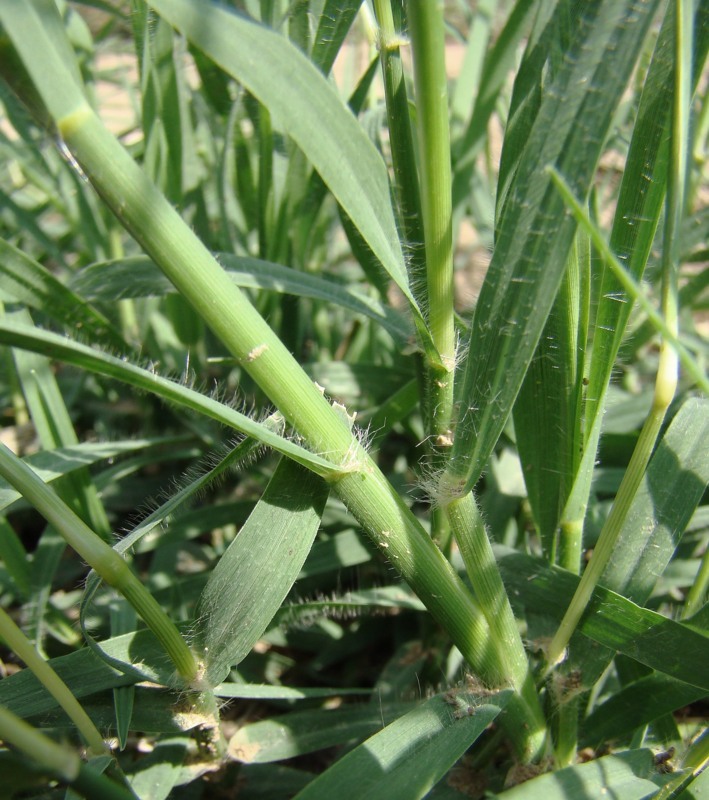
[{"xmin": 0, "ymin": 1, "xmax": 707, "ymax": 797}]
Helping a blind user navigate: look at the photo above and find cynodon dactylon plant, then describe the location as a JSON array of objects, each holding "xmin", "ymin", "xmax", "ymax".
[{"xmin": 0, "ymin": 0, "xmax": 707, "ymax": 797}]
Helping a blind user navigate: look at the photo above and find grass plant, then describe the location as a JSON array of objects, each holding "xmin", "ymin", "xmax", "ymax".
[{"xmin": 0, "ymin": 0, "xmax": 707, "ymax": 797}]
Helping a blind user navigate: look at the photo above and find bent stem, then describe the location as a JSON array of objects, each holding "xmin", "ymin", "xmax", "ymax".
[
  {"xmin": 0, "ymin": 443, "xmax": 200, "ymax": 686},
  {"xmin": 0, "ymin": 607, "xmax": 107, "ymax": 755},
  {"xmin": 0, "ymin": 706, "xmax": 136, "ymax": 800}
]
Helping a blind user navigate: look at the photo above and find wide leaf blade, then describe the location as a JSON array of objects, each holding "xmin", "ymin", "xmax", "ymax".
[
  {"xmin": 196, "ymin": 457, "xmax": 329, "ymax": 686},
  {"xmin": 497, "ymin": 548, "xmax": 709, "ymax": 690},
  {"xmin": 292, "ymin": 691, "xmax": 511, "ymax": 800},
  {"xmin": 496, "ymin": 749, "xmax": 658, "ymax": 800}
]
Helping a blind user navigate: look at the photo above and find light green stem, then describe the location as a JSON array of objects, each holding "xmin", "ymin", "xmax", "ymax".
[
  {"xmin": 545, "ymin": 385, "xmax": 675, "ymax": 672},
  {"xmin": 683, "ymin": 546, "xmax": 709, "ymax": 619},
  {"xmin": 0, "ymin": 706, "xmax": 136, "ymax": 800},
  {"xmin": 373, "ymin": 0, "xmax": 425, "ymax": 302},
  {"xmin": 0, "ymin": 442, "xmax": 199, "ymax": 685},
  {"xmin": 0, "ymin": 607, "xmax": 107, "ymax": 755},
  {"xmin": 406, "ymin": 0, "xmax": 456, "ymax": 437},
  {"xmin": 446, "ymin": 492, "xmax": 545, "ymax": 760},
  {"xmin": 0, "ymin": 705, "xmax": 81, "ymax": 782}
]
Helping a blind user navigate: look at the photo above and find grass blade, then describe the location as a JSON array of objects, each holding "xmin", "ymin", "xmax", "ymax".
[
  {"xmin": 581, "ymin": 673, "xmax": 707, "ymax": 747},
  {"xmin": 0, "ymin": 322, "xmax": 338, "ymax": 476},
  {"xmin": 292, "ymin": 691, "xmax": 511, "ymax": 800},
  {"xmin": 310, "ymin": 0, "xmax": 362, "ymax": 76},
  {"xmin": 229, "ymin": 702, "xmax": 417, "ymax": 765},
  {"xmin": 0, "ymin": 238, "xmax": 126, "ymax": 352},
  {"xmin": 70, "ymin": 254, "xmax": 412, "ymax": 347},
  {"xmin": 497, "ymin": 549, "xmax": 709, "ymax": 690},
  {"xmin": 496, "ymin": 749, "xmax": 658, "ymax": 800},
  {"xmin": 145, "ymin": 0, "xmax": 423, "ymax": 331},
  {"xmin": 0, "ymin": 438, "xmax": 191, "ymax": 513},
  {"xmin": 446, "ymin": 0, "xmax": 662, "ymax": 493},
  {"xmin": 196, "ymin": 457, "xmax": 329, "ymax": 687}
]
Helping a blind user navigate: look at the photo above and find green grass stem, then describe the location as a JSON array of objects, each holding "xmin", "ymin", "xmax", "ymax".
[
  {"xmin": 683, "ymin": 545, "xmax": 709, "ymax": 619},
  {"xmin": 406, "ymin": 0, "xmax": 456, "ymax": 438},
  {"xmin": 0, "ymin": 607, "xmax": 107, "ymax": 755},
  {"xmin": 49, "ymin": 102, "xmax": 548, "ymax": 755},
  {"xmin": 0, "ymin": 705, "xmax": 81, "ymax": 782},
  {"xmin": 445, "ymin": 492, "xmax": 545, "ymax": 759},
  {"xmin": 0, "ymin": 706, "xmax": 136, "ymax": 800},
  {"xmin": 547, "ymin": 168, "xmax": 708, "ymax": 395},
  {"xmin": 373, "ymin": 0, "xmax": 424, "ymax": 291},
  {"xmin": 0, "ymin": 442, "xmax": 199, "ymax": 685}
]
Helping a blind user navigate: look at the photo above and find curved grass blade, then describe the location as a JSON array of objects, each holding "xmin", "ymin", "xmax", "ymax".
[
  {"xmin": 600, "ymin": 397, "xmax": 709, "ymax": 605},
  {"xmin": 496, "ymin": 749, "xmax": 658, "ymax": 800},
  {"xmin": 448, "ymin": 0, "xmax": 662, "ymax": 492},
  {"xmin": 274, "ymin": 584, "xmax": 426, "ymax": 629},
  {"xmin": 196, "ymin": 457, "xmax": 329, "ymax": 687},
  {"xmin": 580, "ymin": 673, "xmax": 707, "ymax": 748},
  {"xmin": 213, "ymin": 685, "xmax": 370, "ymax": 701},
  {"xmin": 292, "ymin": 691, "xmax": 511, "ymax": 800},
  {"xmin": 310, "ymin": 0, "xmax": 362, "ymax": 76},
  {"xmin": 556, "ymin": 396, "xmax": 709, "ymax": 688},
  {"xmin": 0, "ymin": 627, "xmax": 183, "ymax": 721},
  {"xmin": 145, "ymin": 0, "xmax": 429, "ymax": 343},
  {"xmin": 0, "ymin": 239, "xmax": 126, "ymax": 352},
  {"xmin": 0, "ymin": 322, "xmax": 338, "ymax": 477},
  {"xmin": 496, "ymin": 548, "xmax": 709, "ymax": 691},
  {"xmin": 513, "ymin": 230, "xmax": 590, "ymax": 564},
  {"xmin": 548, "ymin": 167, "xmax": 708, "ymax": 394},
  {"xmin": 228, "ymin": 702, "xmax": 418, "ymax": 765},
  {"xmin": 70, "ymin": 254, "xmax": 412, "ymax": 347},
  {"xmin": 0, "ymin": 437, "xmax": 192, "ymax": 513},
  {"xmin": 126, "ymin": 736, "xmax": 187, "ymax": 800}
]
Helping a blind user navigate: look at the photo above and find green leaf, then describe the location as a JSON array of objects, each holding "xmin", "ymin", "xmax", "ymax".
[
  {"xmin": 310, "ymin": 0, "xmax": 362, "ymax": 76},
  {"xmin": 70, "ymin": 254, "xmax": 412, "ymax": 347},
  {"xmin": 213, "ymin": 684, "xmax": 370, "ymax": 700},
  {"xmin": 513, "ymin": 229, "xmax": 590, "ymax": 561},
  {"xmin": 496, "ymin": 548, "xmax": 709, "ymax": 690},
  {"xmin": 27, "ymin": 689, "xmax": 190, "ymax": 736},
  {"xmin": 228, "ymin": 702, "xmax": 418, "ymax": 764},
  {"xmin": 196, "ymin": 457, "xmax": 329, "ymax": 686},
  {"xmin": 0, "ymin": 239, "xmax": 126, "ymax": 351},
  {"xmin": 581, "ymin": 673, "xmax": 707, "ymax": 748},
  {"xmin": 601, "ymin": 397, "xmax": 709, "ymax": 605},
  {"xmin": 0, "ymin": 322, "xmax": 338, "ymax": 476},
  {"xmin": 0, "ymin": 629, "xmax": 179, "ymax": 719},
  {"xmin": 293, "ymin": 691, "xmax": 510, "ymax": 800},
  {"xmin": 0, "ymin": 516, "xmax": 31, "ymax": 597},
  {"xmin": 144, "ymin": 0, "xmax": 421, "ymax": 329},
  {"xmin": 127, "ymin": 736, "xmax": 188, "ymax": 800},
  {"xmin": 449, "ymin": 0, "xmax": 662, "ymax": 490},
  {"xmin": 0, "ymin": 438, "xmax": 192, "ymax": 513},
  {"xmin": 496, "ymin": 749, "xmax": 658, "ymax": 800}
]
